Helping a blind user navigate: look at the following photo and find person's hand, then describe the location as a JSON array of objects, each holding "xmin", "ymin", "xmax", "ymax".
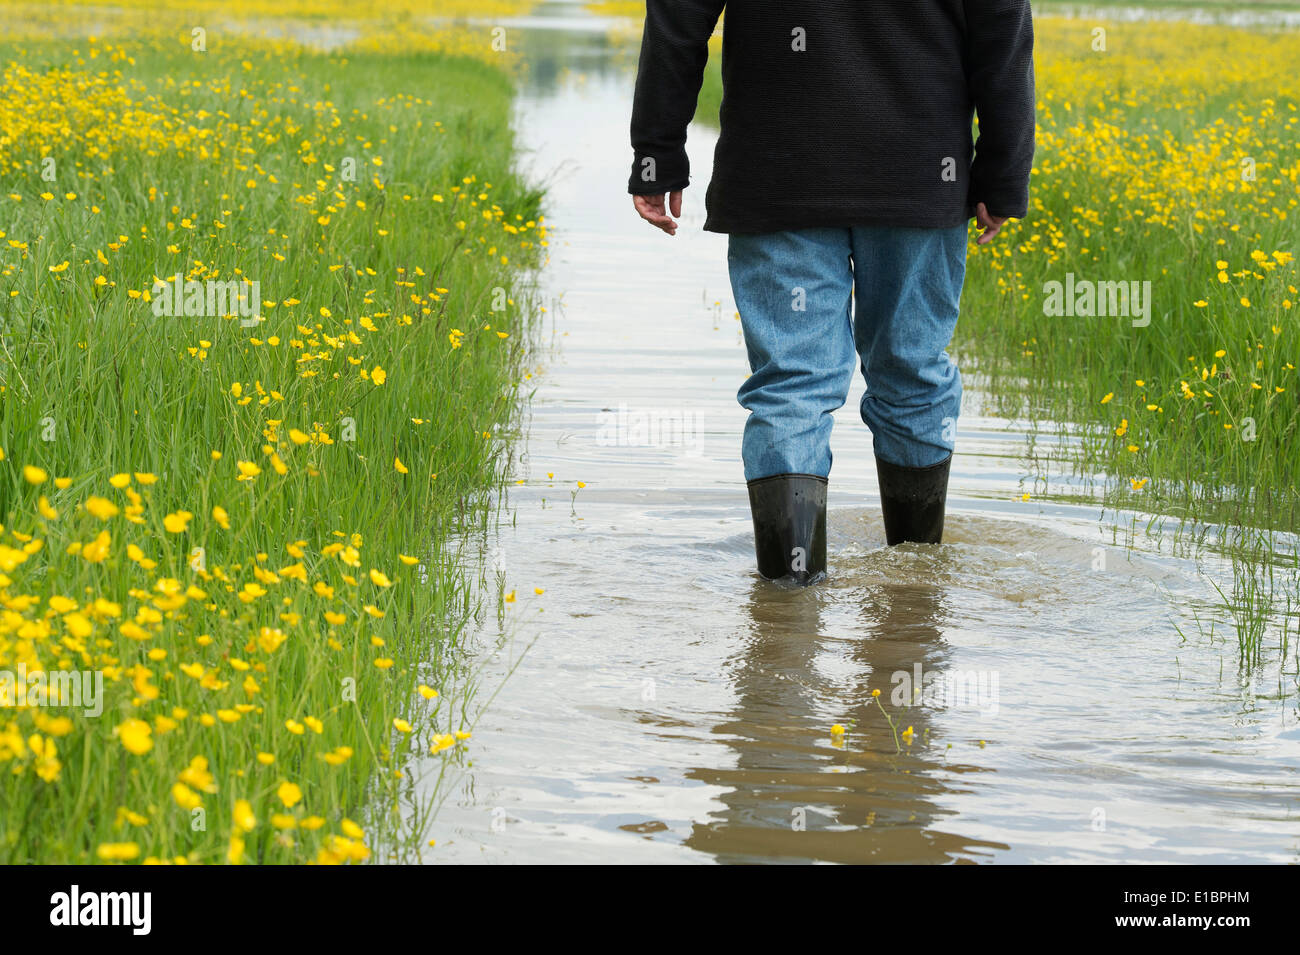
[
  {"xmin": 974, "ymin": 202, "xmax": 1008, "ymax": 245},
  {"xmin": 633, "ymin": 190, "xmax": 682, "ymax": 235}
]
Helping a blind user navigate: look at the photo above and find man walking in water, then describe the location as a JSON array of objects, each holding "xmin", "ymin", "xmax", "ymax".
[{"xmin": 628, "ymin": 1, "xmax": 1035, "ymax": 585}]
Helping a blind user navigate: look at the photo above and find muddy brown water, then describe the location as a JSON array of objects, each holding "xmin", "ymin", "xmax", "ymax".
[{"xmin": 414, "ymin": 1, "xmax": 1300, "ymax": 863}]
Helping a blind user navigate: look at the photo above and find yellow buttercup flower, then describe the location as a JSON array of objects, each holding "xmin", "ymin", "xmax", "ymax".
[
  {"xmin": 84, "ymin": 496, "xmax": 120, "ymax": 520},
  {"xmin": 163, "ymin": 510, "xmax": 193, "ymax": 533},
  {"xmin": 277, "ymin": 781, "xmax": 303, "ymax": 808},
  {"xmin": 96, "ymin": 843, "xmax": 141, "ymax": 862},
  {"xmin": 171, "ymin": 783, "xmax": 202, "ymax": 811},
  {"xmin": 116, "ymin": 719, "xmax": 153, "ymax": 755},
  {"xmin": 340, "ymin": 818, "xmax": 365, "ymax": 839}
]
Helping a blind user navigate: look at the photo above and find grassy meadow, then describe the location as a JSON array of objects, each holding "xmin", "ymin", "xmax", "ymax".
[{"xmin": 0, "ymin": 4, "xmax": 544, "ymax": 862}]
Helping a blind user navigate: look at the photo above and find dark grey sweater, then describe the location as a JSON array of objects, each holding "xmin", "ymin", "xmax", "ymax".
[{"xmin": 627, "ymin": 0, "xmax": 1035, "ymax": 234}]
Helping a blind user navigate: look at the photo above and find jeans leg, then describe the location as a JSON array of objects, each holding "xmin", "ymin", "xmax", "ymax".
[
  {"xmin": 728, "ymin": 228, "xmax": 856, "ymax": 483},
  {"xmin": 850, "ymin": 224, "xmax": 968, "ymax": 469}
]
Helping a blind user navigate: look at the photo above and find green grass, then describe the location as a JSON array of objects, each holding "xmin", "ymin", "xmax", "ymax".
[{"xmin": 0, "ymin": 33, "xmax": 543, "ymax": 863}]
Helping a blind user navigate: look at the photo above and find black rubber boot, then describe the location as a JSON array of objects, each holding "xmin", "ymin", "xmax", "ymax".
[
  {"xmin": 746, "ymin": 473, "xmax": 828, "ymax": 585},
  {"xmin": 875, "ymin": 454, "xmax": 951, "ymax": 545}
]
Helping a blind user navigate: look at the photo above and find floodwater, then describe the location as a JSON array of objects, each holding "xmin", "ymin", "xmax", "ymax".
[{"xmin": 416, "ymin": 2, "xmax": 1300, "ymax": 863}]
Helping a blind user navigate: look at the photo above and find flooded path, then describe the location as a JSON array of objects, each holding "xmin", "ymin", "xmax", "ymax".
[{"xmin": 418, "ymin": 1, "xmax": 1300, "ymax": 863}]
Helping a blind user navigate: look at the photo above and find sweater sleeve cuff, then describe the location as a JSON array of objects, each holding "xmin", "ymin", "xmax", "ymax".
[
  {"xmin": 971, "ymin": 183, "xmax": 1028, "ymax": 220},
  {"xmin": 628, "ymin": 148, "xmax": 690, "ymax": 194}
]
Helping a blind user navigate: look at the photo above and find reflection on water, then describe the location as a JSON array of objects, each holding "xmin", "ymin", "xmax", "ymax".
[
  {"xmin": 412, "ymin": 1, "xmax": 1300, "ymax": 863},
  {"xmin": 684, "ymin": 578, "xmax": 1008, "ymax": 864}
]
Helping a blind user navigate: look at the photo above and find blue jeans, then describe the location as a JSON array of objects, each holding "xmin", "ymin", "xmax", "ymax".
[{"xmin": 728, "ymin": 225, "xmax": 967, "ymax": 482}]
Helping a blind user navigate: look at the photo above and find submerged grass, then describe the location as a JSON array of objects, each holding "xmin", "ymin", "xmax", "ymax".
[{"xmin": 0, "ymin": 22, "xmax": 544, "ymax": 863}]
